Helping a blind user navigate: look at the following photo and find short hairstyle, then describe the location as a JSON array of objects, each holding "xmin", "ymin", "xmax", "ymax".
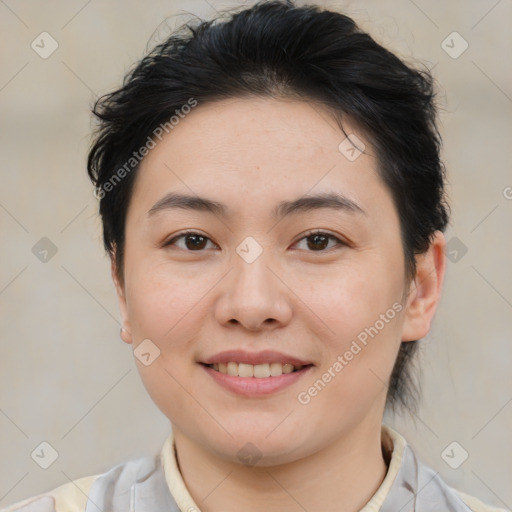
[{"xmin": 87, "ymin": 0, "xmax": 450, "ymax": 413}]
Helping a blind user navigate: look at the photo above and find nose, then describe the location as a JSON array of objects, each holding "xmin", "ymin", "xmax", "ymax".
[{"xmin": 213, "ymin": 247, "xmax": 293, "ymax": 332}]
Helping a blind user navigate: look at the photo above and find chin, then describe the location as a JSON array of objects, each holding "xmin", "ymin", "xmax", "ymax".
[{"xmin": 209, "ymin": 429, "xmax": 308, "ymax": 467}]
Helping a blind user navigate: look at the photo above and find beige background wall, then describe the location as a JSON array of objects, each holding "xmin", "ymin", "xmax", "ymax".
[{"xmin": 1, "ymin": 0, "xmax": 511, "ymax": 509}]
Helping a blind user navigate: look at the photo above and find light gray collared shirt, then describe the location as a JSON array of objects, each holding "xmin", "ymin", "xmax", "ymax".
[{"xmin": 2, "ymin": 425, "xmax": 507, "ymax": 512}]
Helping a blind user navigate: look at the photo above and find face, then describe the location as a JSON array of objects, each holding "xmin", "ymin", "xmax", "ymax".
[{"xmin": 114, "ymin": 97, "xmax": 443, "ymax": 465}]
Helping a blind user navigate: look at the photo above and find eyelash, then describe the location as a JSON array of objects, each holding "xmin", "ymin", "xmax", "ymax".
[{"xmin": 163, "ymin": 230, "xmax": 346, "ymax": 253}]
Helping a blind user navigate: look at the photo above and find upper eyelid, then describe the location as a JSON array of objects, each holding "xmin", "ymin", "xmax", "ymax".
[{"xmin": 292, "ymin": 231, "xmax": 346, "ymax": 249}]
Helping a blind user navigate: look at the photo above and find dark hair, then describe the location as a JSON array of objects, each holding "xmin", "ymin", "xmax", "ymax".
[{"xmin": 87, "ymin": 0, "xmax": 449, "ymax": 413}]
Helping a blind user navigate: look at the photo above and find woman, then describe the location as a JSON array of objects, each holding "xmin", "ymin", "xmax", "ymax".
[{"xmin": 3, "ymin": 1, "xmax": 507, "ymax": 511}]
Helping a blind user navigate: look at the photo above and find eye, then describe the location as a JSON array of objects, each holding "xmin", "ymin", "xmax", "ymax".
[
  {"xmin": 164, "ymin": 231, "xmax": 218, "ymax": 251},
  {"xmin": 293, "ymin": 230, "xmax": 345, "ymax": 252},
  {"xmin": 163, "ymin": 230, "xmax": 345, "ymax": 252}
]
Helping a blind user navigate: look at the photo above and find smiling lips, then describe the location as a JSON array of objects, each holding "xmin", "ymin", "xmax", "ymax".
[
  {"xmin": 200, "ymin": 350, "xmax": 314, "ymax": 395},
  {"xmin": 201, "ymin": 363, "xmax": 313, "ymax": 397},
  {"xmin": 202, "ymin": 349, "xmax": 313, "ymax": 366},
  {"xmin": 201, "ymin": 349, "xmax": 313, "ymax": 378}
]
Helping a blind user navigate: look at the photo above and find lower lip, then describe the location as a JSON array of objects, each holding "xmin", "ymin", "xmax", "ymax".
[{"xmin": 201, "ymin": 364, "xmax": 313, "ymax": 397}]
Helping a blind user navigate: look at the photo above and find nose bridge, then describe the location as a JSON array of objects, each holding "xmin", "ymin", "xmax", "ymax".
[
  {"xmin": 234, "ymin": 245, "xmax": 273, "ymax": 293},
  {"xmin": 232, "ymin": 238, "xmax": 278, "ymax": 302},
  {"xmin": 215, "ymin": 237, "xmax": 292, "ymax": 330}
]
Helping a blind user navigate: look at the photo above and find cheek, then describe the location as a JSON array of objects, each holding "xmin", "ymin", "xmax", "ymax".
[
  {"xmin": 293, "ymin": 256, "xmax": 405, "ymax": 404},
  {"xmin": 125, "ymin": 257, "xmax": 210, "ymax": 342},
  {"xmin": 123, "ymin": 263, "xmax": 209, "ymax": 425},
  {"xmin": 295, "ymin": 259, "xmax": 404, "ymax": 344}
]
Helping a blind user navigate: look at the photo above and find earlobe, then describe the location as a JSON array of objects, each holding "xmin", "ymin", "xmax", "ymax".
[
  {"xmin": 111, "ymin": 255, "xmax": 133, "ymax": 345},
  {"xmin": 120, "ymin": 327, "xmax": 132, "ymax": 344},
  {"xmin": 401, "ymin": 231, "xmax": 446, "ymax": 342}
]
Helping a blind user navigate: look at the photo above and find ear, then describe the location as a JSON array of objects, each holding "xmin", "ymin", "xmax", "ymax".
[
  {"xmin": 401, "ymin": 231, "xmax": 446, "ymax": 342},
  {"xmin": 111, "ymin": 255, "xmax": 133, "ymax": 345}
]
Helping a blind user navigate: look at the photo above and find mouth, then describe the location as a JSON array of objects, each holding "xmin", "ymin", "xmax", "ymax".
[
  {"xmin": 199, "ymin": 350, "xmax": 315, "ymax": 396},
  {"xmin": 199, "ymin": 361, "xmax": 314, "ymax": 397},
  {"xmin": 201, "ymin": 362, "xmax": 313, "ymax": 378}
]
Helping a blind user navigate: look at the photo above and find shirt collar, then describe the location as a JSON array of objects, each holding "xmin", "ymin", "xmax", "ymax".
[
  {"xmin": 361, "ymin": 424, "xmax": 407, "ymax": 511},
  {"xmin": 160, "ymin": 423, "xmax": 406, "ymax": 512}
]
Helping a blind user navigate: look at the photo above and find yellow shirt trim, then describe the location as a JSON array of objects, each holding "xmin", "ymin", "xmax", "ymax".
[{"xmin": 161, "ymin": 433, "xmax": 202, "ymax": 512}]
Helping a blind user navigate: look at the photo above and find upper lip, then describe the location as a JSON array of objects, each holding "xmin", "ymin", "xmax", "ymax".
[{"xmin": 201, "ymin": 350, "xmax": 314, "ymax": 367}]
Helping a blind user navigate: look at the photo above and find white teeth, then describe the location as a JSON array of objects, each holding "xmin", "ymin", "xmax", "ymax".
[
  {"xmin": 238, "ymin": 363, "xmax": 254, "ymax": 378},
  {"xmin": 211, "ymin": 362, "xmax": 305, "ymax": 377},
  {"xmin": 254, "ymin": 363, "xmax": 270, "ymax": 378},
  {"xmin": 269, "ymin": 362, "xmax": 283, "ymax": 376},
  {"xmin": 282, "ymin": 363, "xmax": 294, "ymax": 374},
  {"xmin": 227, "ymin": 362, "xmax": 238, "ymax": 376}
]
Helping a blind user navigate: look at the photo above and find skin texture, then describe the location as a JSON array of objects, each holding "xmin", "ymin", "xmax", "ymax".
[{"xmin": 113, "ymin": 97, "xmax": 446, "ymax": 512}]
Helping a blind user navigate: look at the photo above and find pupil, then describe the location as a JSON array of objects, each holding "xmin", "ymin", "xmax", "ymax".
[
  {"xmin": 186, "ymin": 235, "xmax": 206, "ymax": 250},
  {"xmin": 308, "ymin": 234, "xmax": 328, "ymax": 251}
]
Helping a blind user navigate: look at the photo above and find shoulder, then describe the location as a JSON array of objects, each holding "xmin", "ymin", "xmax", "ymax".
[
  {"xmin": 380, "ymin": 425, "xmax": 509, "ymax": 512},
  {"xmin": 455, "ymin": 490, "xmax": 510, "ymax": 512},
  {"xmin": 1, "ymin": 451, "xmax": 177, "ymax": 512},
  {"xmin": 0, "ymin": 475, "xmax": 99, "ymax": 512}
]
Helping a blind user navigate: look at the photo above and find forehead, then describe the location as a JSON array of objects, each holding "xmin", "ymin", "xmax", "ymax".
[
  {"xmin": 129, "ymin": 96, "xmax": 396, "ymax": 224},
  {"xmin": 146, "ymin": 96, "xmax": 361, "ymax": 168}
]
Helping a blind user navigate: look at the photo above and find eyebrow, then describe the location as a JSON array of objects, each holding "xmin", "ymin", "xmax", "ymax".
[{"xmin": 147, "ymin": 191, "xmax": 366, "ymax": 219}]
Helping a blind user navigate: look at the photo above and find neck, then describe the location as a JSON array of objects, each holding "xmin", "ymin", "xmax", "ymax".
[{"xmin": 173, "ymin": 416, "xmax": 389, "ymax": 512}]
